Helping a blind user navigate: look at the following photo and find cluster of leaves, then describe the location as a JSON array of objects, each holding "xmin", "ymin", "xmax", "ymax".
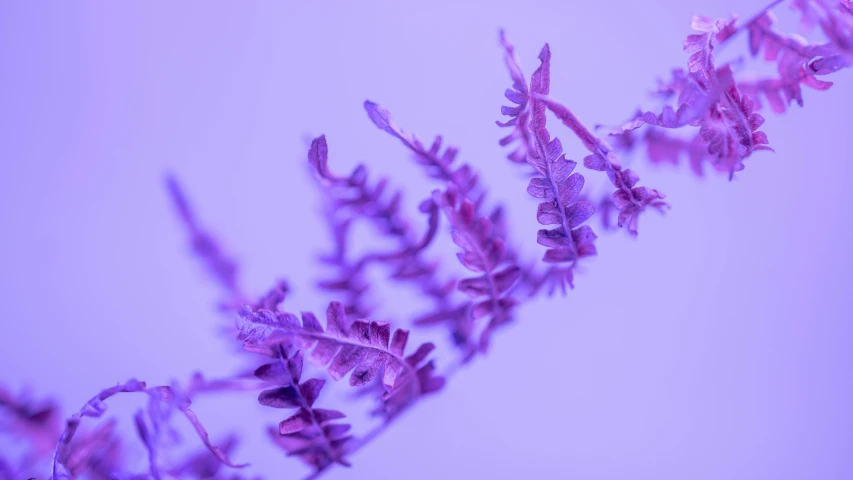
[
  {"xmin": 432, "ymin": 186, "xmax": 522, "ymax": 355},
  {"xmin": 627, "ymin": 17, "xmax": 774, "ymax": 178},
  {"xmin": 307, "ymin": 135, "xmax": 452, "ymax": 321},
  {"xmin": 255, "ymin": 347, "xmax": 352, "ymax": 472},
  {"xmin": 364, "ymin": 102, "xmax": 482, "ymax": 203},
  {"xmin": 614, "ymin": 0, "xmax": 851, "ymax": 178},
  {"xmin": 363, "ymin": 102, "xmax": 527, "ymax": 356},
  {"xmin": 237, "ymin": 300, "xmax": 444, "ymax": 473},
  {"xmin": 238, "ymin": 301, "xmax": 444, "ymax": 414},
  {"xmin": 498, "ymin": 38, "xmax": 597, "ymax": 292},
  {"xmin": 168, "ymin": 161, "xmax": 449, "ymax": 477},
  {"xmin": 499, "ymin": 33, "xmax": 667, "ymax": 246},
  {"xmin": 5, "ymin": 2, "xmax": 848, "ymax": 479},
  {"xmin": 741, "ymin": 8, "xmax": 834, "ymax": 112},
  {"xmin": 0, "ymin": 375, "xmax": 251, "ymax": 480}
]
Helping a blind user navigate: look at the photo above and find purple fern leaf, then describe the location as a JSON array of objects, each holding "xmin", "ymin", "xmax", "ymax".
[
  {"xmin": 59, "ymin": 419, "xmax": 123, "ymax": 479},
  {"xmin": 364, "ymin": 101, "xmax": 528, "ymax": 347},
  {"xmin": 612, "ymin": 15, "xmax": 779, "ymax": 179},
  {"xmin": 740, "ymin": 8, "xmax": 844, "ymax": 113},
  {"xmin": 364, "ymin": 101, "xmax": 480, "ymax": 202},
  {"xmin": 256, "ymin": 348, "xmax": 352, "ymax": 472},
  {"xmin": 165, "ymin": 175, "xmax": 245, "ymax": 309},
  {"xmin": 684, "ymin": 16, "xmax": 737, "ymax": 82},
  {"xmin": 496, "ymin": 35, "xmax": 599, "ymax": 294},
  {"xmin": 237, "ymin": 302, "xmax": 443, "ymax": 414},
  {"xmin": 497, "ymin": 30, "xmax": 534, "ymax": 164},
  {"xmin": 525, "ymin": 47, "xmax": 597, "ymax": 267},
  {"xmin": 536, "ymin": 94, "xmax": 667, "ymax": 235},
  {"xmin": 308, "ymin": 135, "xmax": 456, "ymax": 321},
  {"xmin": 433, "ymin": 187, "xmax": 521, "ymax": 354},
  {"xmin": 316, "ymin": 215, "xmax": 375, "ymax": 319},
  {"xmin": 51, "ymin": 379, "xmax": 149, "ymax": 479},
  {"xmin": 697, "ymin": 66, "xmax": 774, "ymax": 178}
]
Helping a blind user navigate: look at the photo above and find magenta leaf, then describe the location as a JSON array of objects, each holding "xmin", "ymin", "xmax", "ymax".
[
  {"xmin": 258, "ymin": 387, "xmax": 301, "ymax": 409},
  {"xmin": 366, "ymin": 101, "xmax": 527, "ymax": 353},
  {"xmin": 298, "ymin": 379, "xmax": 325, "ymax": 408},
  {"xmin": 136, "ymin": 4, "xmax": 850, "ymax": 478},
  {"xmin": 279, "ymin": 410, "xmax": 313, "ymax": 435},
  {"xmin": 165, "ymin": 175, "xmax": 245, "ymax": 308},
  {"xmin": 566, "ymin": 201, "xmax": 595, "ymax": 228},
  {"xmin": 308, "ymin": 135, "xmax": 337, "ymax": 181},
  {"xmin": 364, "ymin": 101, "xmax": 481, "ymax": 202},
  {"xmin": 496, "ymin": 30, "xmax": 535, "ymax": 164},
  {"xmin": 313, "ymin": 409, "xmax": 346, "ymax": 424},
  {"xmin": 308, "ymin": 135, "xmax": 453, "ymax": 326},
  {"xmin": 364, "ymin": 100, "xmax": 398, "ymax": 137},
  {"xmin": 536, "ymin": 93, "xmax": 667, "ymax": 235},
  {"xmin": 497, "ymin": 34, "xmax": 599, "ymax": 286},
  {"xmin": 256, "ymin": 348, "xmax": 352, "ymax": 472},
  {"xmin": 52, "ymin": 380, "xmax": 148, "ymax": 479},
  {"xmin": 432, "ymin": 187, "xmax": 521, "ymax": 354},
  {"xmin": 238, "ymin": 302, "xmax": 443, "ymax": 412},
  {"xmin": 50, "ymin": 377, "xmax": 249, "ymax": 479}
]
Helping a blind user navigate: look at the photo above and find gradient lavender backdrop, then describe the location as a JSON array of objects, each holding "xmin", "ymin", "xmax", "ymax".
[{"xmin": 1, "ymin": 1, "xmax": 851, "ymax": 478}]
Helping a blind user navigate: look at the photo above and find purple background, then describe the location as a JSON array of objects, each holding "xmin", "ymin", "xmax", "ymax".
[{"xmin": 1, "ymin": 0, "xmax": 851, "ymax": 478}]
